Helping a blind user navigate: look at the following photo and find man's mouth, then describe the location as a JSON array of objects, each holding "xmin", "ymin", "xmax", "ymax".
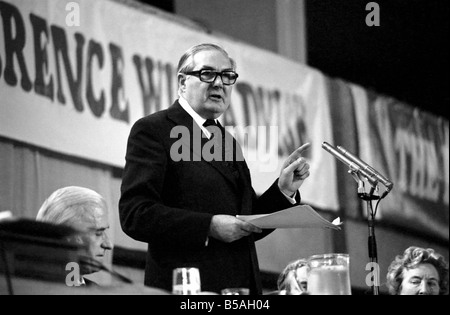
[{"xmin": 209, "ymin": 94, "xmax": 223, "ymax": 101}]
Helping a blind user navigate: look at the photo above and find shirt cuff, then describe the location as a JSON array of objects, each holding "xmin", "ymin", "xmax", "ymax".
[{"xmin": 281, "ymin": 190, "xmax": 297, "ymax": 204}]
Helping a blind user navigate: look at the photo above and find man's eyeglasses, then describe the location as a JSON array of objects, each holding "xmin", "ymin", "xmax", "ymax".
[{"xmin": 184, "ymin": 69, "xmax": 239, "ymax": 85}]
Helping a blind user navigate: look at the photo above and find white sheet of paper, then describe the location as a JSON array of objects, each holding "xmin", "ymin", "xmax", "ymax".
[
  {"xmin": 236, "ymin": 205, "xmax": 342, "ymax": 230},
  {"xmin": 0, "ymin": 210, "xmax": 13, "ymax": 221}
]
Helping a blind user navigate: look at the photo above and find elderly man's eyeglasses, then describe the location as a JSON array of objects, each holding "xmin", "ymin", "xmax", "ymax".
[{"xmin": 184, "ymin": 69, "xmax": 239, "ymax": 85}]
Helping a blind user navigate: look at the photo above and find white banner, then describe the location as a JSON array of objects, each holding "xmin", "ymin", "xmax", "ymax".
[
  {"xmin": 351, "ymin": 83, "xmax": 449, "ymax": 240},
  {"xmin": 0, "ymin": 0, "xmax": 338, "ymax": 209}
]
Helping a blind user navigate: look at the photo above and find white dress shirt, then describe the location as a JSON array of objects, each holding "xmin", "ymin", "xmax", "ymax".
[{"xmin": 177, "ymin": 96, "xmax": 297, "ymax": 205}]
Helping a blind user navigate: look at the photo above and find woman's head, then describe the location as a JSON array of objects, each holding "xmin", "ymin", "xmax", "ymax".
[{"xmin": 386, "ymin": 246, "xmax": 449, "ymax": 295}]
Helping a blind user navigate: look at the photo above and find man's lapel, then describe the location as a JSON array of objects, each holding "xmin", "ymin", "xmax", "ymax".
[{"xmin": 167, "ymin": 101, "xmax": 240, "ymax": 188}]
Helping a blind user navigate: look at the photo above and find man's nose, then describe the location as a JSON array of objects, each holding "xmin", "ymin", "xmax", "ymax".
[
  {"xmin": 418, "ymin": 281, "xmax": 432, "ymax": 295},
  {"xmin": 101, "ymin": 233, "xmax": 113, "ymax": 250},
  {"xmin": 212, "ymin": 74, "xmax": 224, "ymax": 87}
]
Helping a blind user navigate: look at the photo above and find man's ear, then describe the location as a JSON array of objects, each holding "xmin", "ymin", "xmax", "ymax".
[{"xmin": 178, "ymin": 73, "xmax": 186, "ymax": 92}]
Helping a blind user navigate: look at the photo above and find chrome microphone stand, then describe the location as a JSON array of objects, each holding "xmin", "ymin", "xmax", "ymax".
[
  {"xmin": 348, "ymin": 169, "xmax": 381, "ymax": 295},
  {"xmin": 322, "ymin": 141, "xmax": 393, "ymax": 295}
]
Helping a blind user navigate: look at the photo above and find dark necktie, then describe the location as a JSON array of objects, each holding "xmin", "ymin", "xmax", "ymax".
[
  {"xmin": 203, "ymin": 119, "xmax": 218, "ymax": 130},
  {"xmin": 203, "ymin": 119, "xmax": 238, "ymax": 174},
  {"xmin": 203, "ymin": 119, "xmax": 224, "ymax": 157}
]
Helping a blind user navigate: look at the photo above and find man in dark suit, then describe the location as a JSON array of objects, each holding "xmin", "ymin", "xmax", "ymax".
[{"xmin": 119, "ymin": 43, "xmax": 310, "ymax": 295}]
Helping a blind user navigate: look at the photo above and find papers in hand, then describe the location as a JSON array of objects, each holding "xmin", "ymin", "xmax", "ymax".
[{"xmin": 236, "ymin": 205, "xmax": 342, "ymax": 230}]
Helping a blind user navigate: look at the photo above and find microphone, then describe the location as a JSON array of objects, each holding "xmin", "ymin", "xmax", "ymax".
[
  {"xmin": 336, "ymin": 145, "xmax": 394, "ymax": 192},
  {"xmin": 322, "ymin": 142, "xmax": 378, "ymax": 187}
]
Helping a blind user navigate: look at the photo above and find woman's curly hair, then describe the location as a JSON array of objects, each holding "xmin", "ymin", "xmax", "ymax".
[{"xmin": 386, "ymin": 246, "xmax": 449, "ymax": 295}]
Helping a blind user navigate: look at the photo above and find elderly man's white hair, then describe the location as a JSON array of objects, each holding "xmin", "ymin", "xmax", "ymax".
[{"xmin": 36, "ymin": 186, "xmax": 107, "ymax": 232}]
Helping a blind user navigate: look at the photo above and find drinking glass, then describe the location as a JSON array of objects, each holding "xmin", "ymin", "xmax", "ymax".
[
  {"xmin": 172, "ymin": 267, "xmax": 201, "ymax": 295},
  {"xmin": 307, "ymin": 253, "xmax": 351, "ymax": 295}
]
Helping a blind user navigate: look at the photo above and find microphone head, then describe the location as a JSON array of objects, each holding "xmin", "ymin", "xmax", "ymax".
[
  {"xmin": 322, "ymin": 142, "xmax": 338, "ymax": 155},
  {"xmin": 385, "ymin": 181, "xmax": 394, "ymax": 192}
]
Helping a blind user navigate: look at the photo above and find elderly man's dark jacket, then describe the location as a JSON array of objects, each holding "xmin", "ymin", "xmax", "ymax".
[{"xmin": 119, "ymin": 101, "xmax": 299, "ymax": 294}]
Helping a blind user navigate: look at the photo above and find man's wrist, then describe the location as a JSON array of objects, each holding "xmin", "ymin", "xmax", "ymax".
[
  {"xmin": 280, "ymin": 189, "xmax": 297, "ymax": 204},
  {"xmin": 282, "ymin": 190, "xmax": 295, "ymax": 198}
]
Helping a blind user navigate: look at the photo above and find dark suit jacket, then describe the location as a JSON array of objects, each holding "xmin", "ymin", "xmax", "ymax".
[{"xmin": 119, "ymin": 101, "xmax": 299, "ymax": 294}]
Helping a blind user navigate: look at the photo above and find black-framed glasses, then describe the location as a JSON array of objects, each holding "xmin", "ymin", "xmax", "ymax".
[{"xmin": 184, "ymin": 69, "xmax": 239, "ymax": 85}]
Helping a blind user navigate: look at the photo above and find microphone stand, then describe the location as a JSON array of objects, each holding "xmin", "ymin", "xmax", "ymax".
[{"xmin": 349, "ymin": 169, "xmax": 380, "ymax": 295}]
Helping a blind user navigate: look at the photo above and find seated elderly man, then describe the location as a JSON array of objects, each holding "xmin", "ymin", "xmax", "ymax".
[
  {"xmin": 386, "ymin": 246, "xmax": 449, "ymax": 295},
  {"xmin": 36, "ymin": 186, "xmax": 113, "ymax": 285}
]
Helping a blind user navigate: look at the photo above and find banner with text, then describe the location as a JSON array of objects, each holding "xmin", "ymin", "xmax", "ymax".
[
  {"xmin": 351, "ymin": 84, "xmax": 449, "ymax": 240},
  {"xmin": 0, "ymin": 0, "xmax": 337, "ymax": 209}
]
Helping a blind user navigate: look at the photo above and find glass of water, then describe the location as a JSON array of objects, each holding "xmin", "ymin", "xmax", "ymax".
[
  {"xmin": 307, "ymin": 253, "xmax": 351, "ymax": 295},
  {"xmin": 172, "ymin": 267, "xmax": 201, "ymax": 295}
]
